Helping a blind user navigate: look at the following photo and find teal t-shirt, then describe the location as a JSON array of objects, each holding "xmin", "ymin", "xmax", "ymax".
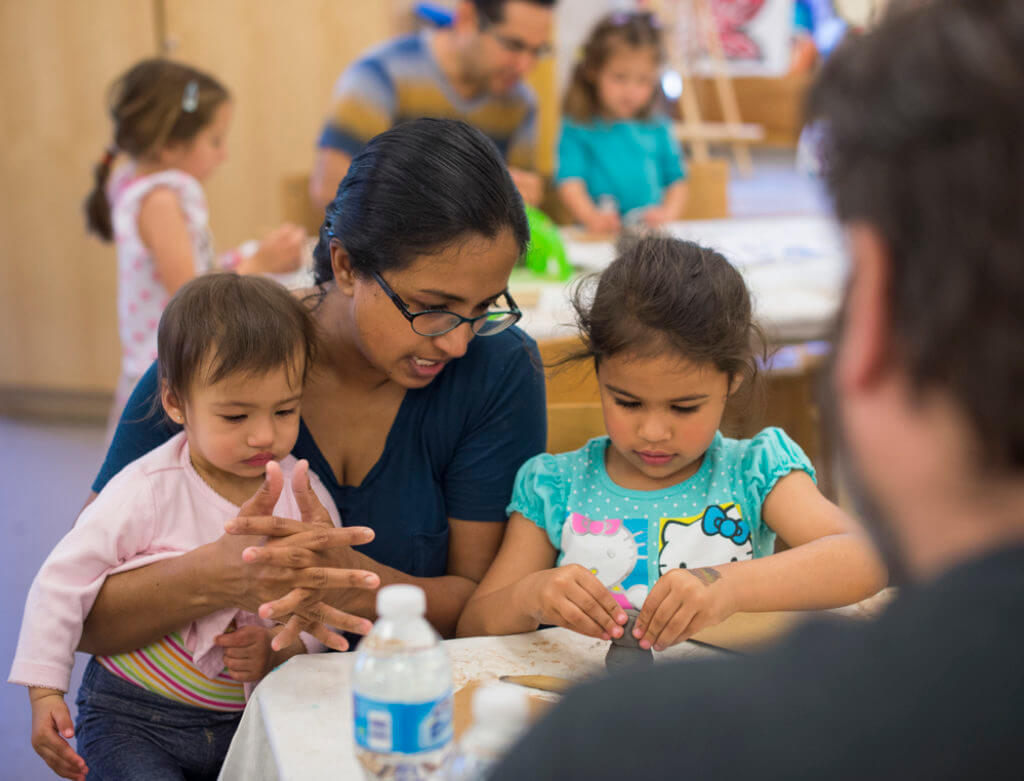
[
  {"xmin": 507, "ymin": 428, "xmax": 814, "ymax": 610},
  {"xmin": 555, "ymin": 116, "xmax": 687, "ymax": 216}
]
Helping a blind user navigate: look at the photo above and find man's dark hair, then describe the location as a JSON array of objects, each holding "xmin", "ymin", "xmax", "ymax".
[
  {"xmin": 473, "ymin": 0, "xmax": 556, "ymax": 25},
  {"xmin": 808, "ymin": 0, "xmax": 1024, "ymax": 470}
]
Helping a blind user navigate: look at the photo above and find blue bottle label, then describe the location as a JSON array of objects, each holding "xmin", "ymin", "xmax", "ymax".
[{"xmin": 353, "ymin": 691, "xmax": 453, "ymax": 754}]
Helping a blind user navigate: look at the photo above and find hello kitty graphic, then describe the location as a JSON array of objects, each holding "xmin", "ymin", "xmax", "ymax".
[
  {"xmin": 560, "ymin": 512, "xmax": 649, "ymax": 609},
  {"xmin": 658, "ymin": 503, "xmax": 754, "ymax": 575}
]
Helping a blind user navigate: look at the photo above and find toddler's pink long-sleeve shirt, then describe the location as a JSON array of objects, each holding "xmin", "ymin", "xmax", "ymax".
[{"xmin": 9, "ymin": 432, "xmax": 340, "ymax": 694}]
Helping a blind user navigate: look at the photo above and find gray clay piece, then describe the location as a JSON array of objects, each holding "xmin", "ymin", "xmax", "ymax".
[{"xmin": 605, "ymin": 608, "xmax": 654, "ymax": 670}]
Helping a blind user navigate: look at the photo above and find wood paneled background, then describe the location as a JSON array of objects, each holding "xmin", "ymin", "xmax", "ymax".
[{"xmin": 0, "ymin": 1, "xmax": 556, "ymax": 404}]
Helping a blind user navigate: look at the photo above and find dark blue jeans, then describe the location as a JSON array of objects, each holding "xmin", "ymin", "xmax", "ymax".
[{"xmin": 75, "ymin": 657, "xmax": 242, "ymax": 781}]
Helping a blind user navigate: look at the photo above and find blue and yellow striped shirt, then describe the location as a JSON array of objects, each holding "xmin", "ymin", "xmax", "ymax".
[{"xmin": 319, "ymin": 31, "xmax": 537, "ymax": 170}]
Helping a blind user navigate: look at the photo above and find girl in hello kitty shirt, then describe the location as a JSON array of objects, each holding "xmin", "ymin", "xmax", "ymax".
[{"xmin": 458, "ymin": 236, "xmax": 886, "ymax": 651}]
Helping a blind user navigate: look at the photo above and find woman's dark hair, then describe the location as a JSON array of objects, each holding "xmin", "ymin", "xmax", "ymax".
[
  {"xmin": 570, "ymin": 236, "xmax": 765, "ymax": 395},
  {"xmin": 85, "ymin": 58, "xmax": 230, "ymax": 241},
  {"xmin": 807, "ymin": 0, "xmax": 1024, "ymax": 469},
  {"xmin": 312, "ymin": 118, "xmax": 529, "ymax": 285},
  {"xmin": 157, "ymin": 274, "xmax": 318, "ymax": 410},
  {"xmin": 563, "ymin": 12, "xmax": 665, "ymax": 123}
]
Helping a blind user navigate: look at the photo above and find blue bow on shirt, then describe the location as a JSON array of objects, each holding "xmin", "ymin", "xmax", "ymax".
[{"xmin": 701, "ymin": 505, "xmax": 751, "ymax": 546}]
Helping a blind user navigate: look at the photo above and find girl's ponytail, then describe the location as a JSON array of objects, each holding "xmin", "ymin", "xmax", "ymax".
[
  {"xmin": 84, "ymin": 59, "xmax": 229, "ymax": 242},
  {"xmin": 84, "ymin": 148, "xmax": 117, "ymax": 241}
]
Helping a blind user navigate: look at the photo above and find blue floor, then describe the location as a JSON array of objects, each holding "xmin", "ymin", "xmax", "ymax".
[{"xmin": 1, "ymin": 417, "xmax": 107, "ymax": 780}]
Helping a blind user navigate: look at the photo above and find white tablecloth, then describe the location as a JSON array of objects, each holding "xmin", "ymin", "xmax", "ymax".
[
  {"xmin": 218, "ymin": 626, "xmax": 721, "ymax": 781},
  {"xmin": 517, "ymin": 216, "xmax": 848, "ymax": 344}
]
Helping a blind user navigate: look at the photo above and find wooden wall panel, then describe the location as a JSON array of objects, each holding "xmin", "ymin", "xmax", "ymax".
[
  {"xmin": 161, "ymin": 1, "xmax": 396, "ymax": 249},
  {"xmin": 0, "ymin": 1, "xmax": 156, "ymax": 391}
]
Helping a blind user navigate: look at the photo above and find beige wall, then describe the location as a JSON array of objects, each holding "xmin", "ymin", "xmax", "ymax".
[
  {"xmin": 0, "ymin": 0, "xmax": 156, "ymax": 392},
  {"xmin": 0, "ymin": 1, "xmax": 557, "ymax": 399}
]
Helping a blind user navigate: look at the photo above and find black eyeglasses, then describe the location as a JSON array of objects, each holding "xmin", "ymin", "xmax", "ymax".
[
  {"xmin": 370, "ymin": 271, "xmax": 522, "ymax": 337},
  {"xmin": 477, "ymin": 8, "xmax": 552, "ymax": 59}
]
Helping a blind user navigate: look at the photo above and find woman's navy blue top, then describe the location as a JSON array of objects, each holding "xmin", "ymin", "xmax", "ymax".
[{"xmin": 92, "ymin": 327, "xmax": 547, "ymax": 577}]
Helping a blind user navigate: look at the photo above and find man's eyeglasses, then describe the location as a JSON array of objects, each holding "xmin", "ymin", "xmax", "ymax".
[
  {"xmin": 477, "ymin": 9, "xmax": 552, "ymax": 59},
  {"xmin": 371, "ymin": 271, "xmax": 522, "ymax": 337}
]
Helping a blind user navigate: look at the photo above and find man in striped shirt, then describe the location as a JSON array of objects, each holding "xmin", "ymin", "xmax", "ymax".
[{"xmin": 311, "ymin": 0, "xmax": 555, "ymax": 210}]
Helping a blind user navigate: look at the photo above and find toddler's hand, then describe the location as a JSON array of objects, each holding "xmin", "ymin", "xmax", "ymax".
[
  {"xmin": 29, "ymin": 688, "xmax": 88, "ymax": 780},
  {"xmin": 583, "ymin": 211, "xmax": 621, "ymax": 236},
  {"xmin": 252, "ymin": 223, "xmax": 305, "ymax": 273},
  {"xmin": 634, "ymin": 566, "xmax": 738, "ymax": 651},
  {"xmin": 525, "ymin": 564, "xmax": 628, "ymax": 640},
  {"xmin": 215, "ymin": 624, "xmax": 273, "ymax": 682}
]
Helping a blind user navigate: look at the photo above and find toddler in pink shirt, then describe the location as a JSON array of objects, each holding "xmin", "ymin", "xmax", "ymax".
[{"xmin": 10, "ymin": 273, "xmax": 336, "ymax": 781}]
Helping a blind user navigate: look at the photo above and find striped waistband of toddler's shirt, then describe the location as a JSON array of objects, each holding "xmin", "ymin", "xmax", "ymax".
[{"xmin": 95, "ymin": 631, "xmax": 245, "ymax": 712}]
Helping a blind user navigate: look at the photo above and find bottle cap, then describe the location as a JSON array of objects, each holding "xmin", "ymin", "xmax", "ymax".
[
  {"xmin": 473, "ymin": 683, "xmax": 530, "ymax": 726},
  {"xmin": 376, "ymin": 584, "xmax": 426, "ymax": 618}
]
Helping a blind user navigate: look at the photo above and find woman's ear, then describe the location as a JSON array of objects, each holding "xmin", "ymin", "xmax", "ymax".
[
  {"xmin": 330, "ymin": 240, "xmax": 357, "ymax": 297},
  {"xmin": 161, "ymin": 384, "xmax": 185, "ymax": 425},
  {"xmin": 728, "ymin": 373, "xmax": 745, "ymax": 396}
]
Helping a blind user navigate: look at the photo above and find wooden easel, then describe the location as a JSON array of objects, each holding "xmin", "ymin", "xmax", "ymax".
[{"xmin": 657, "ymin": 0, "xmax": 764, "ymax": 175}]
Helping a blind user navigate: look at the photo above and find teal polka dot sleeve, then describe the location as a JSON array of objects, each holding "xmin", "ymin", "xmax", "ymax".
[
  {"xmin": 739, "ymin": 427, "xmax": 817, "ymax": 525},
  {"xmin": 507, "ymin": 452, "xmax": 570, "ymax": 549}
]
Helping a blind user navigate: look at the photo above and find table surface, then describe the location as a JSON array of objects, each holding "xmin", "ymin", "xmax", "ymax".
[
  {"xmin": 218, "ymin": 588, "xmax": 895, "ymax": 781},
  {"xmin": 518, "ymin": 215, "xmax": 848, "ymax": 344},
  {"xmin": 217, "ymin": 626, "xmax": 721, "ymax": 781}
]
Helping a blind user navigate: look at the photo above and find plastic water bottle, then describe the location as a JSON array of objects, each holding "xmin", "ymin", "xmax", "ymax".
[
  {"xmin": 353, "ymin": 585, "xmax": 453, "ymax": 779},
  {"xmin": 446, "ymin": 684, "xmax": 531, "ymax": 780}
]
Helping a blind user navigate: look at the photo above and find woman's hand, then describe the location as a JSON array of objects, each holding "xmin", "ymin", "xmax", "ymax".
[
  {"xmin": 225, "ymin": 460, "xmax": 380, "ymax": 650},
  {"xmin": 521, "ymin": 564, "xmax": 628, "ymax": 640},
  {"xmin": 29, "ymin": 688, "xmax": 88, "ymax": 780},
  {"xmin": 217, "ymin": 461, "xmax": 379, "ymax": 650},
  {"xmin": 634, "ymin": 566, "xmax": 739, "ymax": 651}
]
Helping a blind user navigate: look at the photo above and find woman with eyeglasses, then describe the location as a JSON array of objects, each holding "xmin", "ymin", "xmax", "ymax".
[{"xmin": 78, "ymin": 118, "xmax": 546, "ymax": 658}]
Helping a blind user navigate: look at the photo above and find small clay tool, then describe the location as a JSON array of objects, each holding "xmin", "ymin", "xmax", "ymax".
[
  {"xmin": 497, "ymin": 674, "xmax": 572, "ymax": 693},
  {"xmin": 605, "ymin": 608, "xmax": 653, "ymax": 670}
]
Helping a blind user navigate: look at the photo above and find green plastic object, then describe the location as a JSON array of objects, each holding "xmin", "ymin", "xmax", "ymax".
[{"xmin": 523, "ymin": 206, "xmax": 574, "ymax": 281}]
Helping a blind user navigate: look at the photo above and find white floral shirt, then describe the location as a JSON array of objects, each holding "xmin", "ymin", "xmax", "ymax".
[{"xmin": 109, "ymin": 165, "xmax": 215, "ymax": 380}]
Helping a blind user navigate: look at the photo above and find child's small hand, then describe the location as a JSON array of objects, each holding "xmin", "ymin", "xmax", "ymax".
[
  {"xmin": 215, "ymin": 624, "xmax": 273, "ymax": 682},
  {"xmin": 634, "ymin": 566, "xmax": 738, "ymax": 651},
  {"xmin": 642, "ymin": 206, "xmax": 673, "ymax": 228},
  {"xmin": 583, "ymin": 211, "xmax": 621, "ymax": 236},
  {"xmin": 28, "ymin": 688, "xmax": 88, "ymax": 780},
  {"xmin": 253, "ymin": 223, "xmax": 305, "ymax": 273},
  {"xmin": 525, "ymin": 565, "xmax": 628, "ymax": 640}
]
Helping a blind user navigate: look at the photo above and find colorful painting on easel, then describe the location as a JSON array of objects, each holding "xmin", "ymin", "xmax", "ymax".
[{"xmin": 699, "ymin": 0, "xmax": 796, "ymax": 76}]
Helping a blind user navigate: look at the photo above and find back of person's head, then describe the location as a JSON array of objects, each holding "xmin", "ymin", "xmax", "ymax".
[
  {"xmin": 808, "ymin": 0, "xmax": 1024, "ymax": 469},
  {"xmin": 563, "ymin": 11, "xmax": 665, "ymax": 122},
  {"xmin": 573, "ymin": 236, "xmax": 763, "ymax": 390},
  {"xmin": 85, "ymin": 58, "xmax": 229, "ymax": 241},
  {"xmin": 157, "ymin": 274, "xmax": 318, "ymax": 412},
  {"xmin": 312, "ymin": 117, "xmax": 529, "ymax": 283}
]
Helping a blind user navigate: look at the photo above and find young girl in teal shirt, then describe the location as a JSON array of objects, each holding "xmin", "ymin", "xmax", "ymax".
[
  {"xmin": 458, "ymin": 237, "xmax": 886, "ymax": 651},
  {"xmin": 557, "ymin": 12, "xmax": 689, "ymax": 234}
]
